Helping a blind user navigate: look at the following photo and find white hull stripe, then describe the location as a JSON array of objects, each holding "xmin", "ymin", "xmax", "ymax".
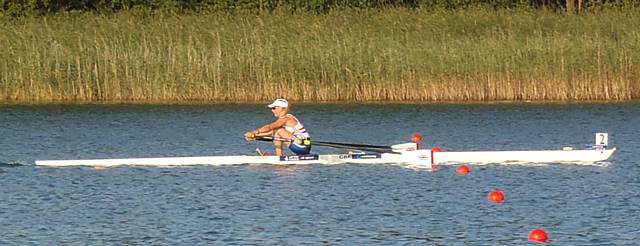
[{"xmin": 35, "ymin": 148, "xmax": 615, "ymax": 167}]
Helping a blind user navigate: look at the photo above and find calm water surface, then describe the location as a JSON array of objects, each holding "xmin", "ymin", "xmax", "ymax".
[{"xmin": 1, "ymin": 103, "xmax": 639, "ymax": 245}]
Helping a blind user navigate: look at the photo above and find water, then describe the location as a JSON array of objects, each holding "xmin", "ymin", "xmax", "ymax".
[{"xmin": 1, "ymin": 103, "xmax": 639, "ymax": 245}]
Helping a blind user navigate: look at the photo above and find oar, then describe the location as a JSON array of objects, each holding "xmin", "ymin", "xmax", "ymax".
[{"xmin": 253, "ymin": 136, "xmax": 416, "ymax": 153}]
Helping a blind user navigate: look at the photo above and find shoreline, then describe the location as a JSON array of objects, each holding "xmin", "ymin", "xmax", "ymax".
[
  {"xmin": 2, "ymin": 9, "xmax": 639, "ymax": 103},
  {"xmin": 2, "ymin": 99, "xmax": 638, "ymax": 106}
]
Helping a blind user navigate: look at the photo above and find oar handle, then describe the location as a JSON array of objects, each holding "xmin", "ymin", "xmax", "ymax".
[{"xmin": 255, "ymin": 136, "xmax": 292, "ymax": 142}]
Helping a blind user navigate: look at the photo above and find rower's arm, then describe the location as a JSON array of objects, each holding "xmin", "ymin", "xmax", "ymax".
[{"xmin": 253, "ymin": 118, "xmax": 287, "ymax": 136}]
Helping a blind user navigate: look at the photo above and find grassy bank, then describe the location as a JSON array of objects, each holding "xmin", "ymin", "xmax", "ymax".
[{"xmin": 1, "ymin": 8, "xmax": 639, "ymax": 103}]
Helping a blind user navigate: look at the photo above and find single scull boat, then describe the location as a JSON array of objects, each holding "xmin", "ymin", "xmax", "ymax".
[{"xmin": 35, "ymin": 133, "xmax": 615, "ymax": 168}]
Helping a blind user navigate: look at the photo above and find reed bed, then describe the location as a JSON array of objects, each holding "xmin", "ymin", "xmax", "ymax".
[{"xmin": 1, "ymin": 8, "xmax": 639, "ymax": 103}]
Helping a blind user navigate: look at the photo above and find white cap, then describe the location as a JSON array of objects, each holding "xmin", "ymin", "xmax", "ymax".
[{"xmin": 267, "ymin": 98, "xmax": 288, "ymax": 108}]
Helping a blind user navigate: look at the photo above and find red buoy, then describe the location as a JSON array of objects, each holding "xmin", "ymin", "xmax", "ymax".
[
  {"xmin": 456, "ymin": 164, "xmax": 470, "ymax": 175},
  {"xmin": 528, "ymin": 228, "xmax": 548, "ymax": 243},
  {"xmin": 487, "ymin": 189, "xmax": 504, "ymax": 203},
  {"xmin": 410, "ymin": 133, "xmax": 423, "ymax": 142}
]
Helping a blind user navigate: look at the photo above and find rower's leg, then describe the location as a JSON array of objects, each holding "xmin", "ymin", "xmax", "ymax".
[
  {"xmin": 273, "ymin": 140, "xmax": 283, "ymax": 156},
  {"xmin": 273, "ymin": 128, "xmax": 293, "ymax": 156}
]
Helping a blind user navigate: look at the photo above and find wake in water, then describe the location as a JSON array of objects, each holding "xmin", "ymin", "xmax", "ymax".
[{"xmin": 0, "ymin": 161, "xmax": 28, "ymax": 167}]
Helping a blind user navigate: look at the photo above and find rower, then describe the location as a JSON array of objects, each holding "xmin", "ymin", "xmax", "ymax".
[{"xmin": 244, "ymin": 98, "xmax": 311, "ymax": 156}]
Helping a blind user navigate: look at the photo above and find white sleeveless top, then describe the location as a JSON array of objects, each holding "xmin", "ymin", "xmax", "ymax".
[{"xmin": 282, "ymin": 114, "xmax": 310, "ymax": 139}]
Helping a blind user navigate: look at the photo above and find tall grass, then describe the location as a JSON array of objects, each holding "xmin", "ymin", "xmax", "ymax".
[{"xmin": 1, "ymin": 8, "xmax": 639, "ymax": 103}]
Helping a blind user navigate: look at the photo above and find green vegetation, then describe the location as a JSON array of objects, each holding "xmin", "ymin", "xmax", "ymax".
[{"xmin": 1, "ymin": 7, "xmax": 639, "ymax": 103}]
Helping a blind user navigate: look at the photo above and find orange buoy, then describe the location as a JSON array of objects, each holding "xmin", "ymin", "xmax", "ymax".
[
  {"xmin": 487, "ymin": 189, "xmax": 504, "ymax": 203},
  {"xmin": 410, "ymin": 133, "xmax": 423, "ymax": 142},
  {"xmin": 456, "ymin": 164, "xmax": 470, "ymax": 175},
  {"xmin": 528, "ymin": 228, "xmax": 548, "ymax": 243}
]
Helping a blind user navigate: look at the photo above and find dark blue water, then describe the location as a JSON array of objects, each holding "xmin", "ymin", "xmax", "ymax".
[{"xmin": 1, "ymin": 103, "xmax": 639, "ymax": 245}]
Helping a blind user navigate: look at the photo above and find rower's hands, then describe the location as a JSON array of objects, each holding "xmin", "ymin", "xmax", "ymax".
[{"xmin": 244, "ymin": 131, "xmax": 256, "ymax": 141}]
